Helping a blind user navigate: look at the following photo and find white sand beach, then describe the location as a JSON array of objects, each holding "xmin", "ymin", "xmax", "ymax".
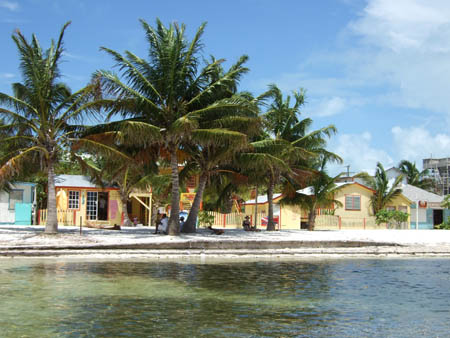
[{"xmin": 1, "ymin": 225, "xmax": 450, "ymax": 258}]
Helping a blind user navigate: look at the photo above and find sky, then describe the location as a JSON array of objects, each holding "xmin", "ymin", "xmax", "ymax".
[{"xmin": 1, "ymin": 0, "xmax": 450, "ymax": 175}]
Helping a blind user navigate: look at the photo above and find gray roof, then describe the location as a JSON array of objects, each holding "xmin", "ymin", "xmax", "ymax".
[
  {"xmin": 400, "ymin": 184, "xmax": 444, "ymax": 203},
  {"xmin": 296, "ymin": 181, "xmax": 371, "ymax": 196},
  {"xmin": 54, "ymin": 175, "xmax": 110, "ymax": 188},
  {"xmin": 245, "ymin": 193, "xmax": 282, "ymax": 204}
]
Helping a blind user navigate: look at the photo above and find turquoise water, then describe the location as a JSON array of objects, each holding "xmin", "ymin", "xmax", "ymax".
[{"xmin": 1, "ymin": 258, "xmax": 449, "ymax": 337}]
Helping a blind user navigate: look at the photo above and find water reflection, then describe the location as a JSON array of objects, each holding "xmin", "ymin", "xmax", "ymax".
[{"xmin": 1, "ymin": 258, "xmax": 449, "ymax": 337}]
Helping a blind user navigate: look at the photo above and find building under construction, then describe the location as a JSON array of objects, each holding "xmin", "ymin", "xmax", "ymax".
[{"xmin": 423, "ymin": 157, "xmax": 450, "ymax": 195}]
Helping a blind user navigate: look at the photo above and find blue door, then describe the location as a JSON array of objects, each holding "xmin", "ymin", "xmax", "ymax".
[{"xmin": 15, "ymin": 203, "xmax": 32, "ymax": 225}]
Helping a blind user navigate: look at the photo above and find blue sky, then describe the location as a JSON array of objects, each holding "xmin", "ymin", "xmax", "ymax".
[{"xmin": 1, "ymin": 0, "xmax": 449, "ymax": 175}]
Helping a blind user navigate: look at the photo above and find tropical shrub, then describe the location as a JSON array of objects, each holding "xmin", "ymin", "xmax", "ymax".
[
  {"xmin": 198, "ymin": 211, "xmax": 215, "ymax": 228},
  {"xmin": 435, "ymin": 217, "xmax": 450, "ymax": 230},
  {"xmin": 375, "ymin": 209, "xmax": 409, "ymax": 228}
]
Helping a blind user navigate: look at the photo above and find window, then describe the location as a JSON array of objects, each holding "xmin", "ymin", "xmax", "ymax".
[
  {"xmin": 68, "ymin": 191, "xmax": 80, "ymax": 209},
  {"xmin": 398, "ymin": 206, "xmax": 407, "ymax": 213},
  {"xmin": 345, "ymin": 195, "xmax": 361, "ymax": 210},
  {"xmin": 386, "ymin": 206, "xmax": 396, "ymax": 211},
  {"xmin": 86, "ymin": 191, "xmax": 98, "ymax": 220},
  {"xmin": 9, "ymin": 190, "xmax": 23, "ymax": 210}
]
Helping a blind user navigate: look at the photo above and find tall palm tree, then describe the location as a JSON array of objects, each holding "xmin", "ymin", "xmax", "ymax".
[
  {"xmin": 398, "ymin": 160, "xmax": 434, "ymax": 191},
  {"xmin": 261, "ymin": 85, "xmax": 340, "ymax": 231},
  {"xmin": 0, "ymin": 22, "xmax": 105, "ymax": 233},
  {"xmin": 95, "ymin": 19, "xmax": 256, "ymax": 235},
  {"xmin": 357, "ymin": 162, "xmax": 403, "ymax": 214}
]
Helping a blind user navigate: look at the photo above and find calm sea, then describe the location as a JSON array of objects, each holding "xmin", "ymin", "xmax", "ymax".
[{"xmin": 1, "ymin": 258, "xmax": 449, "ymax": 337}]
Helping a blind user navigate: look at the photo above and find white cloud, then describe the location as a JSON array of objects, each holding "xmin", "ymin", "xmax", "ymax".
[
  {"xmin": 329, "ymin": 131, "xmax": 393, "ymax": 174},
  {"xmin": 347, "ymin": 0, "xmax": 450, "ymax": 115},
  {"xmin": 0, "ymin": 73, "xmax": 15, "ymax": 79},
  {"xmin": 392, "ymin": 126, "xmax": 450, "ymax": 163},
  {"xmin": 0, "ymin": 1, "xmax": 18, "ymax": 11},
  {"xmin": 309, "ymin": 96, "xmax": 347, "ymax": 117}
]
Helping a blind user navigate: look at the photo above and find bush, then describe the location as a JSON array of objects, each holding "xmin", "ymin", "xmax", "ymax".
[
  {"xmin": 435, "ymin": 216, "xmax": 450, "ymax": 230},
  {"xmin": 375, "ymin": 209, "xmax": 409, "ymax": 228},
  {"xmin": 198, "ymin": 211, "xmax": 215, "ymax": 228}
]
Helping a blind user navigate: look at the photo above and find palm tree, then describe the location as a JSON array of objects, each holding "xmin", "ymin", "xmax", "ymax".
[
  {"xmin": 95, "ymin": 19, "xmax": 256, "ymax": 235},
  {"xmin": 356, "ymin": 162, "xmax": 403, "ymax": 214},
  {"xmin": 0, "ymin": 22, "xmax": 105, "ymax": 233},
  {"xmin": 179, "ymin": 60, "xmax": 260, "ymax": 233},
  {"xmin": 78, "ymin": 140, "xmax": 158, "ymax": 226},
  {"xmin": 282, "ymin": 157, "xmax": 342, "ymax": 231},
  {"xmin": 261, "ymin": 84, "xmax": 340, "ymax": 231},
  {"xmin": 398, "ymin": 160, "xmax": 434, "ymax": 191},
  {"xmin": 442, "ymin": 195, "xmax": 450, "ymax": 209}
]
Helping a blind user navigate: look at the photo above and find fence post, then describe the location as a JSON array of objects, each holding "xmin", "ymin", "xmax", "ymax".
[
  {"xmin": 363, "ymin": 217, "xmax": 366, "ymax": 230},
  {"xmin": 338, "ymin": 216, "xmax": 342, "ymax": 230},
  {"xmin": 223, "ymin": 214, "xmax": 226, "ymax": 228}
]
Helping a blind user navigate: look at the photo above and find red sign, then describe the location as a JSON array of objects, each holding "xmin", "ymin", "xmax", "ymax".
[{"xmin": 261, "ymin": 216, "xmax": 279, "ymax": 226}]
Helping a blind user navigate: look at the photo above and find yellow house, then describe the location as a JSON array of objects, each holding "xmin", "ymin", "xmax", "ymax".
[
  {"xmin": 244, "ymin": 193, "xmax": 303, "ymax": 229},
  {"xmin": 40, "ymin": 175, "xmax": 153, "ymax": 227},
  {"xmin": 243, "ymin": 181, "xmax": 412, "ymax": 230},
  {"xmin": 52, "ymin": 175, "xmax": 123, "ymax": 226},
  {"xmin": 333, "ymin": 181, "xmax": 411, "ymax": 223}
]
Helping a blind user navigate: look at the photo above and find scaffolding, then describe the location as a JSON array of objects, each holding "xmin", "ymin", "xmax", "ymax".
[{"xmin": 423, "ymin": 157, "xmax": 450, "ymax": 195}]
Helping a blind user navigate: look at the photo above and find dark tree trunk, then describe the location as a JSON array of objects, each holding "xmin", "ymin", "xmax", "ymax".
[
  {"xmin": 151, "ymin": 201, "xmax": 158, "ymax": 226},
  {"xmin": 45, "ymin": 158, "xmax": 58, "ymax": 234},
  {"xmin": 121, "ymin": 191, "xmax": 132, "ymax": 226},
  {"xmin": 307, "ymin": 207, "xmax": 316, "ymax": 231},
  {"xmin": 266, "ymin": 174, "xmax": 276, "ymax": 231},
  {"xmin": 168, "ymin": 145, "xmax": 180, "ymax": 235},
  {"xmin": 182, "ymin": 173, "xmax": 207, "ymax": 233},
  {"xmin": 222, "ymin": 193, "xmax": 233, "ymax": 213},
  {"xmin": 254, "ymin": 184, "xmax": 258, "ymax": 229}
]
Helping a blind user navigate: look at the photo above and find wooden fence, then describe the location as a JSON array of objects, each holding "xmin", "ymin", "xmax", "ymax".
[
  {"xmin": 315, "ymin": 215, "xmax": 409, "ymax": 230},
  {"xmin": 38, "ymin": 209, "xmax": 76, "ymax": 226},
  {"xmin": 202, "ymin": 211, "xmax": 267, "ymax": 229},
  {"xmin": 203, "ymin": 212, "xmax": 409, "ymax": 230}
]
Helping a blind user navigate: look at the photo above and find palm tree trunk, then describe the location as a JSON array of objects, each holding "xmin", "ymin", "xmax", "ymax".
[
  {"xmin": 45, "ymin": 158, "xmax": 58, "ymax": 234},
  {"xmin": 266, "ymin": 174, "xmax": 276, "ymax": 231},
  {"xmin": 151, "ymin": 200, "xmax": 158, "ymax": 226},
  {"xmin": 168, "ymin": 145, "xmax": 180, "ymax": 235},
  {"xmin": 121, "ymin": 191, "xmax": 132, "ymax": 226},
  {"xmin": 254, "ymin": 184, "xmax": 258, "ymax": 229},
  {"xmin": 307, "ymin": 208, "xmax": 316, "ymax": 231},
  {"xmin": 182, "ymin": 173, "xmax": 207, "ymax": 233}
]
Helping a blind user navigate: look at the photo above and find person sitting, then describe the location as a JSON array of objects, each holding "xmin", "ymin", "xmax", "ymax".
[
  {"xmin": 154, "ymin": 211, "xmax": 162, "ymax": 234},
  {"xmin": 157, "ymin": 213, "xmax": 169, "ymax": 234},
  {"xmin": 242, "ymin": 216, "xmax": 251, "ymax": 231},
  {"xmin": 179, "ymin": 216, "xmax": 185, "ymax": 232}
]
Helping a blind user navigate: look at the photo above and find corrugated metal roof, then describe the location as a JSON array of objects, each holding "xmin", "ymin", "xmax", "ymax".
[
  {"xmin": 54, "ymin": 175, "xmax": 103, "ymax": 188},
  {"xmin": 400, "ymin": 184, "xmax": 444, "ymax": 203},
  {"xmin": 245, "ymin": 193, "xmax": 282, "ymax": 204}
]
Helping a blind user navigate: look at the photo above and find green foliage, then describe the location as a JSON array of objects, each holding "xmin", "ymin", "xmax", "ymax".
[
  {"xmin": 398, "ymin": 160, "xmax": 434, "ymax": 191},
  {"xmin": 198, "ymin": 211, "xmax": 215, "ymax": 228},
  {"xmin": 435, "ymin": 217, "xmax": 450, "ymax": 229},
  {"xmin": 375, "ymin": 209, "xmax": 409, "ymax": 228},
  {"xmin": 356, "ymin": 162, "xmax": 403, "ymax": 214},
  {"xmin": 441, "ymin": 195, "xmax": 450, "ymax": 209}
]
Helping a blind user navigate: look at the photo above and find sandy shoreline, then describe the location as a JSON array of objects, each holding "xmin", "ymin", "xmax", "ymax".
[{"xmin": 1, "ymin": 225, "xmax": 450, "ymax": 258}]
